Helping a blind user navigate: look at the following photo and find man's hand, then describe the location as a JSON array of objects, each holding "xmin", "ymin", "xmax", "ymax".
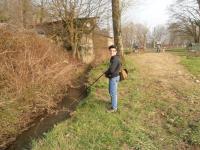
[{"xmin": 104, "ymin": 70, "xmax": 110, "ymax": 78}]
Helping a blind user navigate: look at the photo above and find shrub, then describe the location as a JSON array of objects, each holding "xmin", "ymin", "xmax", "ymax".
[{"xmin": 0, "ymin": 27, "xmax": 71, "ymax": 110}]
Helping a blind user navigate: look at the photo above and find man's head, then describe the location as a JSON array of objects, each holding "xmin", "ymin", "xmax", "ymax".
[{"xmin": 108, "ymin": 45, "xmax": 117, "ymax": 56}]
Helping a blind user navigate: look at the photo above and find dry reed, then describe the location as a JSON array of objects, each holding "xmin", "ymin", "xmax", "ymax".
[{"xmin": 0, "ymin": 28, "xmax": 72, "ymax": 111}]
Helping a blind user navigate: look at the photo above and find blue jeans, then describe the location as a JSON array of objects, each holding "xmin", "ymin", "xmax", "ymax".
[{"xmin": 109, "ymin": 76, "xmax": 120, "ymax": 110}]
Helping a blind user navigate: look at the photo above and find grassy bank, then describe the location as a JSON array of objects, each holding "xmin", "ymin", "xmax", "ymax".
[
  {"xmin": 181, "ymin": 57, "xmax": 200, "ymax": 78},
  {"xmin": 32, "ymin": 55, "xmax": 200, "ymax": 150},
  {"xmin": 167, "ymin": 48, "xmax": 200, "ymax": 78}
]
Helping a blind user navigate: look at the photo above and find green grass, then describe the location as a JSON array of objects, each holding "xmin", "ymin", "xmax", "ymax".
[
  {"xmin": 181, "ymin": 57, "xmax": 200, "ymax": 77},
  {"xmin": 32, "ymin": 55, "xmax": 200, "ymax": 150},
  {"xmin": 166, "ymin": 48, "xmax": 187, "ymax": 56},
  {"xmin": 166, "ymin": 48, "xmax": 200, "ymax": 78}
]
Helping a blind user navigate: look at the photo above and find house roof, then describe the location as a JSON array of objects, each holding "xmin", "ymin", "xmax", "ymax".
[{"xmin": 35, "ymin": 17, "xmax": 98, "ymax": 26}]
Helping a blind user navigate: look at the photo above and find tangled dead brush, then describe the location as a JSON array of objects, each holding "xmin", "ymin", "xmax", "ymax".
[{"xmin": 0, "ymin": 27, "xmax": 72, "ymax": 111}]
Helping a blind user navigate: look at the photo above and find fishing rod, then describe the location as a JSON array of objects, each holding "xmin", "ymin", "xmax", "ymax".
[
  {"xmin": 86, "ymin": 72, "xmax": 105, "ymax": 90},
  {"xmin": 63, "ymin": 71, "xmax": 106, "ymax": 113}
]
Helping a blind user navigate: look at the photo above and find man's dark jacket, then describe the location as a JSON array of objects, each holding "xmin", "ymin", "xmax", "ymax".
[{"xmin": 105, "ymin": 55, "xmax": 121, "ymax": 78}]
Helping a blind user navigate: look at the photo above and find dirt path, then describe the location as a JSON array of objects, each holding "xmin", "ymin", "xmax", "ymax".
[{"xmin": 132, "ymin": 52, "xmax": 199, "ymax": 89}]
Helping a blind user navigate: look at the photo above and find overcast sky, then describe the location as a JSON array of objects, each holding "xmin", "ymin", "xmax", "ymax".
[{"xmin": 123, "ymin": 0, "xmax": 176, "ymax": 29}]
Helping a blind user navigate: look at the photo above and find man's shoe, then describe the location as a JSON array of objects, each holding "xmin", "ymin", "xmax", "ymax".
[{"xmin": 107, "ymin": 108, "xmax": 117, "ymax": 113}]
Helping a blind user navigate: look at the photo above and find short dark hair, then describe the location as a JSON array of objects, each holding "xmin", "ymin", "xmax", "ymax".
[{"xmin": 108, "ymin": 45, "xmax": 117, "ymax": 50}]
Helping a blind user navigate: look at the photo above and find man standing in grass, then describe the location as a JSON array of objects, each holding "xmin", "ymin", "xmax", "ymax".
[{"xmin": 105, "ymin": 45, "xmax": 121, "ymax": 112}]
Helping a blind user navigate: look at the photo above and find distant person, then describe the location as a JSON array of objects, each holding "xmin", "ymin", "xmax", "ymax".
[
  {"xmin": 187, "ymin": 42, "xmax": 192, "ymax": 51},
  {"xmin": 135, "ymin": 44, "xmax": 139, "ymax": 53},
  {"xmin": 156, "ymin": 41, "xmax": 161, "ymax": 53},
  {"xmin": 132, "ymin": 43, "xmax": 139, "ymax": 53},
  {"xmin": 104, "ymin": 45, "xmax": 121, "ymax": 113},
  {"xmin": 188, "ymin": 42, "xmax": 192, "ymax": 47}
]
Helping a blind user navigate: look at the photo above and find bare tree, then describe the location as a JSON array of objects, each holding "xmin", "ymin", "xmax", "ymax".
[
  {"xmin": 151, "ymin": 25, "xmax": 167, "ymax": 42},
  {"xmin": 21, "ymin": 0, "xmax": 32, "ymax": 28},
  {"xmin": 2, "ymin": 0, "xmax": 33, "ymax": 28},
  {"xmin": 32, "ymin": 0, "xmax": 49, "ymax": 24},
  {"xmin": 122, "ymin": 22, "xmax": 149, "ymax": 50},
  {"xmin": 148, "ymin": 25, "xmax": 170, "ymax": 47},
  {"xmin": 169, "ymin": 0, "xmax": 200, "ymax": 43},
  {"xmin": 122, "ymin": 22, "xmax": 136, "ymax": 49},
  {"xmin": 45, "ymin": 0, "xmax": 110, "ymax": 58},
  {"xmin": 134, "ymin": 23, "xmax": 148, "ymax": 49},
  {"xmin": 179, "ymin": 0, "xmax": 200, "ymax": 10}
]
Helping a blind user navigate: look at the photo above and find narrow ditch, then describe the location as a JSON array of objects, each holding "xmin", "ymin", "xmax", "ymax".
[{"xmin": 5, "ymin": 66, "xmax": 91, "ymax": 150}]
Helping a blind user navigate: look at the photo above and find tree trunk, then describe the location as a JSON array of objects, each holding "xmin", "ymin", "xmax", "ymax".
[
  {"xmin": 197, "ymin": 0, "xmax": 200, "ymax": 10},
  {"xmin": 3, "ymin": 0, "xmax": 8, "ymax": 12},
  {"xmin": 39, "ymin": 0, "xmax": 44, "ymax": 23},
  {"xmin": 143, "ymin": 35, "xmax": 147, "ymax": 50},
  {"xmin": 21, "ymin": 0, "xmax": 32, "ymax": 28},
  {"xmin": 192, "ymin": 23, "xmax": 198, "ymax": 43},
  {"xmin": 72, "ymin": 42, "xmax": 78, "ymax": 58},
  {"xmin": 112, "ymin": 0, "xmax": 124, "ymax": 56},
  {"xmin": 21, "ymin": 0, "xmax": 27, "ymax": 28},
  {"xmin": 198, "ymin": 26, "xmax": 200, "ymax": 42}
]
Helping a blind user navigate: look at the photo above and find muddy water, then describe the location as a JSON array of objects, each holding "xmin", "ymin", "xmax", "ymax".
[{"xmin": 6, "ymin": 71, "xmax": 89, "ymax": 150}]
